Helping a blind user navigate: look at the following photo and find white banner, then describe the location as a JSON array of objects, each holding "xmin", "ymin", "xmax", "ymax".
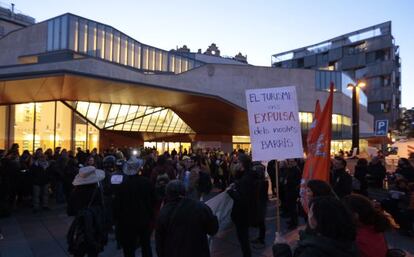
[{"xmin": 245, "ymin": 86, "xmax": 304, "ymax": 161}]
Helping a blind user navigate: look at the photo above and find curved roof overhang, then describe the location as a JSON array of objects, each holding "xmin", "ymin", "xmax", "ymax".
[{"xmin": 0, "ymin": 71, "xmax": 249, "ymax": 135}]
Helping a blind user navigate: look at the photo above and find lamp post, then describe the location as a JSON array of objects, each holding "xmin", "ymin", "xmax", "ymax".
[{"xmin": 347, "ymin": 81, "xmax": 365, "ymax": 155}]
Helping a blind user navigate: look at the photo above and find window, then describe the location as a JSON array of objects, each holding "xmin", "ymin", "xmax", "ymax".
[
  {"xmin": 0, "ymin": 106, "xmax": 7, "ymax": 149},
  {"xmin": 96, "ymin": 24, "xmax": 105, "ymax": 58},
  {"xmin": 120, "ymin": 35, "xmax": 128, "ymax": 65},
  {"xmin": 88, "ymin": 125, "xmax": 99, "ymax": 151},
  {"xmin": 142, "ymin": 46, "xmax": 149, "ymax": 70},
  {"xmin": 68, "ymin": 16, "xmax": 79, "ymax": 51},
  {"xmin": 35, "ymin": 102, "xmax": 55, "ymax": 150},
  {"xmin": 11, "ymin": 103, "xmax": 35, "ymax": 152},
  {"xmin": 381, "ymin": 102, "xmax": 390, "ymax": 113},
  {"xmin": 52, "ymin": 18, "xmax": 60, "ymax": 50},
  {"xmin": 113, "ymin": 31, "xmax": 120, "ymax": 63},
  {"xmin": 134, "ymin": 42, "xmax": 141, "ymax": 69},
  {"xmin": 87, "ymin": 22, "xmax": 97, "ymax": 56},
  {"xmin": 55, "ymin": 102, "xmax": 72, "ymax": 150},
  {"xmin": 78, "ymin": 19, "xmax": 88, "ymax": 53},
  {"xmin": 315, "ymin": 71, "xmax": 342, "ymax": 91},
  {"xmin": 47, "ymin": 15, "xmax": 69, "ymax": 51},
  {"xmin": 383, "ymin": 75, "xmax": 391, "ymax": 87},
  {"xmin": 348, "ymin": 42, "xmax": 367, "ymax": 55},
  {"xmin": 73, "ymin": 114, "xmax": 87, "ymax": 151},
  {"xmin": 104, "ymin": 27, "xmax": 113, "ymax": 61}
]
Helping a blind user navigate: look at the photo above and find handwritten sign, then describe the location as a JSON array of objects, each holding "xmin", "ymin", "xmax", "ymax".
[{"xmin": 245, "ymin": 86, "xmax": 304, "ymax": 161}]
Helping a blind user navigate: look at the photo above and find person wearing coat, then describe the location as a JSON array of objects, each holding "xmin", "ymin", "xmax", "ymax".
[
  {"xmin": 367, "ymin": 157, "xmax": 386, "ymax": 188},
  {"xmin": 273, "ymin": 196, "xmax": 358, "ymax": 257},
  {"xmin": 112, "ymin": 156, "xmax": 157, "ymax": 257},
  {"xmin": 30, "ymin": 149, "xmax": 52, "ymax": 212},
  {"xmin": 331, "ymin": 157, "xmax": 353, "ymax": 199},
  {"xmin": 227, "ymin": 153, "xmax": 267, "ymax": 257},
  {"xmin": 343, "ymin": 194, "xmax": 391, "ymax": 257},
  {"xmin": 155, "ymin": 180, "xmax": 218, "ymax": 257},
  {"xmin": 67, "ymin": 165, "xmax": 107, "ymax": 257}
]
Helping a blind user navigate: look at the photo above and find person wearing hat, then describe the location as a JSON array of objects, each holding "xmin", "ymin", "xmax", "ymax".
[
  {"xmin": 67, "ymin": 165, "xmax": 107, "ymax": 257},
  {"xmin": 113, "ymin": 156, "xmax": 156, "ymax": 257}
]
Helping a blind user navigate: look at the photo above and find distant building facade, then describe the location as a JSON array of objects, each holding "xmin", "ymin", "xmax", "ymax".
[
  {"xmin": 0, "ymin": 10, "xmax": 374, "ymax": 154},
  {"xmin": 272, "ymin": 21, "xmax": 401, "ymax": 129}
]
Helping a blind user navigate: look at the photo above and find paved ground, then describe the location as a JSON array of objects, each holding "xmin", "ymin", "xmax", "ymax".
[{"xmin": 1, "ymin": 196, "xmax": 413, "ymax": 257}]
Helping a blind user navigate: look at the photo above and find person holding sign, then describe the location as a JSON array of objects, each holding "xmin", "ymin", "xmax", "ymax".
[{"xmin": 227, "ymin": 154, "xmax": 268, "ymax": 257}]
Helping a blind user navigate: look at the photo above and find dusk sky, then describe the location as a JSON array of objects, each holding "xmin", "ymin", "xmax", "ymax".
[{"xmin": 8, "ymin": 0, "xmax": 414, "ymax": 108}]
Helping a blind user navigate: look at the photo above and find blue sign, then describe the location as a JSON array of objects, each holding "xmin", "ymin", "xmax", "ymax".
[{"xmin": 375, "ymin": 120, "xmax": 388, "ymax": 136}]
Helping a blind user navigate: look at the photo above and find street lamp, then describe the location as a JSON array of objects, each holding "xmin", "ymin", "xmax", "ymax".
[{"xmin": 347, "ymin": 81, "xmax": 366, "ymax": 155}]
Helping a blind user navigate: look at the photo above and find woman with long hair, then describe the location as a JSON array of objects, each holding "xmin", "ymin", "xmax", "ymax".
[
  {"xmin": 343, "ymin": 194, "xmax": 391, "ymax": 257},
  {"xmin": 273, "ymin": 196, "xmax": 357, "ymax": 257}
]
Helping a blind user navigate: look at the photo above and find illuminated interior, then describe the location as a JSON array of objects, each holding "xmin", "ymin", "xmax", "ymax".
[
  {"xmin": 68, "ymin": 101, "xmax": 194, "ymax": 134},
  {"xmin": 0, "ymin": 100, "xmax": 195, "ymax": 153}
]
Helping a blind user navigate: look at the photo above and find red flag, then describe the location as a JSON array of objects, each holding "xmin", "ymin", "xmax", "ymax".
[
  {"xmin": 306, "ymin": 100, "xmax": 321, "ymax": 154},
  {"xmin": 300, "ymin": 83, "xmax": 334, "ymax": 212}
]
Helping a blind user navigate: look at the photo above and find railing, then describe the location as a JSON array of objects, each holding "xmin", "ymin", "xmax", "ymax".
[
  {"xmin": 0, "ymin": 2, "xmax": 35, "ymax": 24},
  {"xmin": 272, "ymin": 21, "xmax": 391, "ymax": 64}
]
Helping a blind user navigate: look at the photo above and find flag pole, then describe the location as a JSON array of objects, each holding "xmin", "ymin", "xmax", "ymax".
[{"xmin": 275, "ymin": 160, "xmax": 281, "ymax": 233}]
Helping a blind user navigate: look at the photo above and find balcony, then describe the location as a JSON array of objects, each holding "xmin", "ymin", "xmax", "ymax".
[{"xmin": 355, "ymin": 60, "xmax": 394, "ymax": 79}]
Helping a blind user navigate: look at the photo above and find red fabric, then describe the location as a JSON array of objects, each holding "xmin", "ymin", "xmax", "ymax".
[
  {"xmin": 356, "ymin": 225, "xmax": 388, "ymax": 257},
  {"xmin": 300, "ymin": 84, "xmax": 334, "ymax": 212}
]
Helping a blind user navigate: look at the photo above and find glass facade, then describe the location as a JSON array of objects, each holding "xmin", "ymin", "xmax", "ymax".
[
  {"xmin": 315, "ymin": 71, "xmax": 368, "ymax": 107},
  {"xmin": 144, "ymin": 142, "xmax": 191, "ymax": 155},
  {"xmin": 299, "ymin": 112, "xmax": 351, "ymax": 139},
  {"xmin": 70, "ymin": 101, "xmax": 194, "ymax": 134},
  {"xmin": 0, "ymin": 105, "xmax": 8, "ymax": 149},
  {"xmin": 47, "ymin": 14, "xmax": 203, "ymax": 74},
  {"xmin": 0, "ymin": 101, "xmax": 97, "ymax": 153}
]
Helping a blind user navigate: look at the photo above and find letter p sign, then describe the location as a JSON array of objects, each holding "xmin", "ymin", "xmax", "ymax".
[{"xmin": 375, "ymin": 120, "xmax": 388, "ymax": 136}]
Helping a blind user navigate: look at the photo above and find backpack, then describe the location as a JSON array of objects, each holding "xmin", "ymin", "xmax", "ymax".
[
  {"xmin": 67, "ymin": 185, "xmax": 108, "ymax": 255},
  {"xmin": 155, "ymin": 173, "xmax": 170, "ymax": 198}
]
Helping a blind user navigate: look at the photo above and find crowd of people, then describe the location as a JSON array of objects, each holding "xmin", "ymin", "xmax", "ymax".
[{"xmin": 0, "ymin": 143, "xmax": 414, "ymax": 257}]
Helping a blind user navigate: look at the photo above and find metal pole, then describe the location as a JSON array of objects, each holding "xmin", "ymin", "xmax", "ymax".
[
  {"xmin": 275, "ymin": 160, "xmax": 281, "ymax": 233},
  {"xmin": 351, "ymin": 86, "xmax": 360, "ymax": 154}
]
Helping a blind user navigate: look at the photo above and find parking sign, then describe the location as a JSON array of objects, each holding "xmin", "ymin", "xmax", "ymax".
[{"xmin": 375, "ymin": 120, "xmax": 388, "ymax": 136}]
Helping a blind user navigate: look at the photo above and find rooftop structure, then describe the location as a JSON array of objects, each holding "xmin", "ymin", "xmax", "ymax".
[{"xmin": 272, "ymin": 21, "xmax": 401, "ymax": 128}]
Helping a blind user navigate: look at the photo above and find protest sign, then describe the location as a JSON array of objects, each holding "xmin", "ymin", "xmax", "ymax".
[{"xmin": 245, "ymin": 86, "xmax": 303, "ymax": 161}]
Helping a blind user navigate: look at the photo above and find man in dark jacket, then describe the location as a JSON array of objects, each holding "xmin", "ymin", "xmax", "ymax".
[
  {"xmin": 227, "ymin": 154, "xmax": 267, "ymax": 257},
  {"xmin": 367, "ymin": 156, "xmax": 386, "ymax": 188},
  {"xmin": 113, "ymin": 156, "xmax": 156, "ymax": 257},
  {"xmin": 30, "ymin": 149, "xmax": 52, "ymax": 212},
  {"xmin": 284, "ymin": 159, "xmax": 302, "ymax": 229},
  {"xmin": 330, "ymin": 157, "xmax": 352, "ymax": 199},
  {"xmin": 156, "ymin": 180, "xmax": 218, "ymax": 257}
]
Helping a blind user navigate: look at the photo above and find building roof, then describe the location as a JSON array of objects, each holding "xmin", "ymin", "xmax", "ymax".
[{"xmin": 272, "ymin": 21, "xmax": 392, "ymax": 63}]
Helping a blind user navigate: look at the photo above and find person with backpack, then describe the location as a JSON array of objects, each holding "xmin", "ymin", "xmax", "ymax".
[
  {"xmin": 67, "ymin": 166, "xmax": 107, "ymax": 257},
  {"xmin": 113, "ymin": 156, "xmax": 157, "ymax": 257}
]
